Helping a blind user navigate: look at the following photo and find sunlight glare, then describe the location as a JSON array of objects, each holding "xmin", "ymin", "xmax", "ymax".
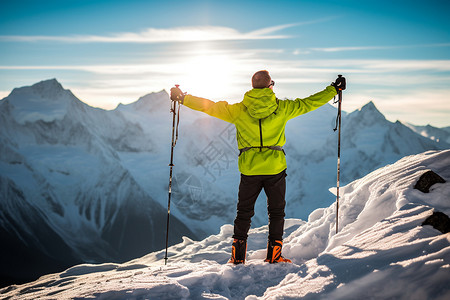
[{"xmin": 178, "ymin": 54, "xmax": 240, "ymax": 101}]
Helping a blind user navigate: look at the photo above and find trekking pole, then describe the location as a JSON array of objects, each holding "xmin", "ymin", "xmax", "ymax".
[
  {"xmin": 164, "ymin": 85, "xmax": 182, "ymax": 265},
  {"xmin": 333, "ymin": 75, "xmax": 346, "ymax": 234}
]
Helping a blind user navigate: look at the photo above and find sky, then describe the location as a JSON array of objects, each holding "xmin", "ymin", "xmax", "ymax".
[{"xmin": 0, "ymin": 0, "xmax": 450, "ymax": 127}]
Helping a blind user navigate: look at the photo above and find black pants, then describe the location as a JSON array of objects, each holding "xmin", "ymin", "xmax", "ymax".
[{"xmin": 233, "ymin": 169, "xmax": 286, "ymax": 241}]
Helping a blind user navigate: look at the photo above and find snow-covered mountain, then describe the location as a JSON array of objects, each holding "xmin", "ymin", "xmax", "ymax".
[
  {"xmin": 0, "ymin": 79, "xmax": 448, "ymax": 287},
  {"xmin": 2, "ymin": 150, "xmax": 449, "ymax": 299},
  {"xmin": 406, "ymin": 123, "xmax": 450, "ymax": 144},
  {"xmin": 0, "ymin": 79, "xmax": 195, "ymax": 286}
]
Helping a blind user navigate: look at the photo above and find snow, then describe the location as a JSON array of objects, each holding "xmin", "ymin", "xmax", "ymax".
[
  {"xmin": 406, "ymin": 123, "xmax": 450, "ymax": 144},
  {"xmin": 2, "ymin": 150, "xmax": 449, "ymax": 299},
  {"xmin": 6, "ymin": 79, "xmax": 75, "ymax": 124}
]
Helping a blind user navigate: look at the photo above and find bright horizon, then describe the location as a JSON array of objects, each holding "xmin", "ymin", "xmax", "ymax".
[{"xmin": 1, "ymin": 0, "xmax": 450, "ymax": 127}]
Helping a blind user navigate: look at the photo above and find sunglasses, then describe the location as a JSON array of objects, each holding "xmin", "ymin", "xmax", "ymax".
[{"xmin": 268, "ymin": 80, "xmax": 275, "ymax": 87}]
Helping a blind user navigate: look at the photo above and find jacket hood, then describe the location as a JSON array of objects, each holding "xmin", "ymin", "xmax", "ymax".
[{"xmin": 242, "ymin": 88, "xmax": 278, "ymax": 119}]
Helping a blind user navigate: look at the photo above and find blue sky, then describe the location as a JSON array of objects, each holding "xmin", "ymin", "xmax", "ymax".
[{"xmin": 1, "ymin": 0, "xmax": 450, "ymax": 126}]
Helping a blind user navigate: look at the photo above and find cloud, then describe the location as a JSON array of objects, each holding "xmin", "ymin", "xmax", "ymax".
[
  {"xmin": 310, "ymin": 46, "xmax": 398, "ymax": 52},
  {"xmin": 0, "ymin": 25, "xmax": 294, "ymax": 43},
  {"xmin": 307, "ymin": 43, "xmax": 450, "ymax": 53},
  {"xmin": 247, "ymin": 17, "xmax": 335, "ymax": 37},
  {"xmin": 285, "ymin": 59, "xmax": 450, "ymax": 73},
  {"xmin": 2, "ymin": 58, "xmax": 450, "ymax": 77},
  {"xmin": 0, "ymin": 17, "xmax": 338, "ymax": 44},
  {"xmin": 365, "ymin": 90, "xmax": 450, "ymax": 127},
  {"xmin": 0, "ymin": 64, "xmax": 171, "ymax": 75}
]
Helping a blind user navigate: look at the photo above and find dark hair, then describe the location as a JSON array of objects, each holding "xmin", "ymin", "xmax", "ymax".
[{"xmin": 252, "ymin": 70, "xmax": 271, "ymax": 89}]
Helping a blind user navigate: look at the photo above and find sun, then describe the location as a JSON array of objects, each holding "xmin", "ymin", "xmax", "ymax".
[{"xmin": 177, "ymin": 52, "xmax": 242, "ymax": 101}]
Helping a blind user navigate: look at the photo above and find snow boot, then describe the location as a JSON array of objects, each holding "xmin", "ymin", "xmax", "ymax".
[
  {"xmin": 264, "ymin": 240, "xmax": 292, "ymax": 263},
  {"xmin": 228, "ymin": 238, "xmax": 247, "ymax": 264}
]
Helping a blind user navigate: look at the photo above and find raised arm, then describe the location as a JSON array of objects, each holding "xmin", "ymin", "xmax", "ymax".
[
  {"xmin": 183, "ymin": 94, "xmax": 242, "ymax": 124},
  {"xmin": 282, "ymin": 85, "xmax": 337, "ymax": 120}
]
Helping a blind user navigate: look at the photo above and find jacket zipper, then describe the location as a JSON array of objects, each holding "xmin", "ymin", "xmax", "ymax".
[{"xmin": 259, "ymin": 119, "xmax": 263, "ymax": 152}]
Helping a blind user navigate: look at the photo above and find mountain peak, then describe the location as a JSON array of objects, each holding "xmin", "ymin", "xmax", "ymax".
[
  {"xmin": 360, "ymin": 101, "xmax": 381, "ymax": 113},
  {"xmin": 8, "ymin": 78, "xmax": 70, "ymax": 102},
  {"xmin": 6, "ymin": 79, "xmax": 77, "ymax": 124},
  {"xmin": 35, "ymin": 78, "xmax": 62, "ymax": 87},
  {"xmin": 116, "ymin": 90, "xmax": 169, "ymax": 113},
  {"xmin": 29, "ymin": 78, "xmax": 67, "ymax": 100},
  {"xmin": 347, "ymin": 100, "xmax": 386, "ymax": 127}
]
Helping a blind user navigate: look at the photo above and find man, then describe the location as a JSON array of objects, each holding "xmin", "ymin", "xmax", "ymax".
[{"xmin": 171, "ymin": 70, "xmax": 343, "ymax": 264}]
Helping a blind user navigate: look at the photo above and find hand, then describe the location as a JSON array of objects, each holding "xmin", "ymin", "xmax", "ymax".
[
  {"xmin": 332, "ymin": 75, "xmax": 346, "ymax": 93},
  {"xmin": 170, "ymin": 85, "xmax": 186, "ymax": 103}
]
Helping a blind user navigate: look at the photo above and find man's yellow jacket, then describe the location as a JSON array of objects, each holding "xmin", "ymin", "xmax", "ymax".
[{"xmin": 183, "ymin": 86, "xmax": 337, "ymax": 175}]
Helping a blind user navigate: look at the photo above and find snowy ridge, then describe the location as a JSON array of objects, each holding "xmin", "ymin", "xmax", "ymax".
[
  {"xmin": 406, "ymin": 123, "xmax": 450, "ymax": 144},
  {"xmin": 2, "ymin": 150, "xmax": 449, "ymax": 299}
]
